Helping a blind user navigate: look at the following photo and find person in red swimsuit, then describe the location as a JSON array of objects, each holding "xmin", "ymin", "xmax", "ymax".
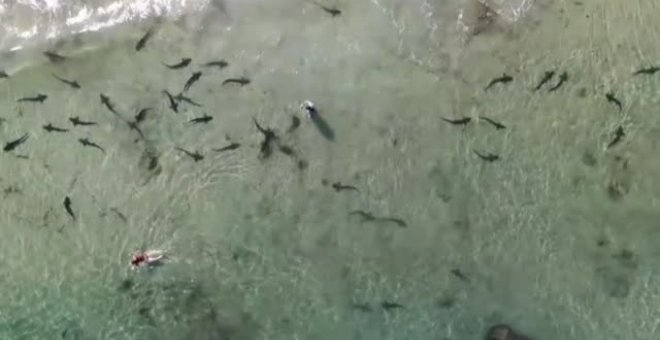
[
  {"xmin": 130, "ymin": 249, "xmax": 167, "ymax": 269},
  {"xmin": 131, "ymin": 253, "xmax": 148, "ymax": 267}
]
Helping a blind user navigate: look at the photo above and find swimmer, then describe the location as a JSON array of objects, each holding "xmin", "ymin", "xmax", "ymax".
[
  {"xmin": 300, "ymin": 100, "xmax": 318, "ymax": 119},
  {"xmin": 130, "ymin": 249, "xmax": 167, "ymax": 270},
  {"xmin": 299, "ymin": 100, "xmax": 335, "ymax": 141}
]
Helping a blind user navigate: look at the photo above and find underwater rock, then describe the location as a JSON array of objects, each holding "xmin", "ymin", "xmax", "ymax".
[
  {"xmin": 604, "ymin": 155, "xmax": 631, "ymax": 201},
  {"xmin": 577, "ymin": 87, "xmax": 588, "ymax": 98},
  {"xmin": 60, "ymin": 320, "xmax": 85, "ymax": 340},
  {"xmin": 428, "ymin": 163, "xmax": 453, "ymax": 202},
  {"xmin": 596, "ymin": 237, "xmax": 609, "ymax": 247},
  {"xmin": 484, "ymin": 324, "xmax": 532, "ymax": 340},
  {"xmin": 595, "ymin": 266, "xmax": 631, "ymax": 298},
  {"xmin": 436, "ymin": 295, "xmax": 456, "ymax": 309},
  {"xmin": 604, "ymin": 275, "xmax": 630, "ymax": 298},
  {"xmin": 138, "ymin": 146, "xmax": 162, "ymax": 185},
  {"xmin": 581, "ymin": 151, "xmax": 596, "ymax": 167},
  {"xmin": 182, "ymin": 310, "xmax": 259, "ymax": 340},
  {"xmin": 118, "ymin": 278, "xmax": 134, "ymax": 292},
  {"xmin": 606, "ymin": 179, "xmax": 629, "ymax": 201},
  {"xmin": 612, "ymin": 249, "xmax": 638, "ymax": 270}
]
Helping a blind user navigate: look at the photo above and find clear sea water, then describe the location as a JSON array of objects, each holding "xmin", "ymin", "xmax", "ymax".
[{"xmin": 1, "ymin": 0, "xmax": 660, "ymax": 339}]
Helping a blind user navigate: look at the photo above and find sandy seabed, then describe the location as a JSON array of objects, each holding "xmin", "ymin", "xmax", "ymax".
[{"xmin": 1, "ymin": 0, "xmax": 660, "ymax": 339}]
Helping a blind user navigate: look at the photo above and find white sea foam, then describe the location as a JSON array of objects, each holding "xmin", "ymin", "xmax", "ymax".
[
  {"xmin": 0, "ymin": 0, "xmax": 211, "ymax": 52},
  {"xmin": 0, "ymin": 0, "xmax": 534, "ymax": 53}
]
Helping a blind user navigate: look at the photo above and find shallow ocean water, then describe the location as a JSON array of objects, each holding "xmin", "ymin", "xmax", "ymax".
[{"xmin": 1, "ymin": 0, "xmax": 660, "ymax": 339}]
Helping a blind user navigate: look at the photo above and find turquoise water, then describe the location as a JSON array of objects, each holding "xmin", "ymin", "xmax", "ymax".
[{"xmin": 2, "ymin": 0, "xmax": 660, "ymax": 339}]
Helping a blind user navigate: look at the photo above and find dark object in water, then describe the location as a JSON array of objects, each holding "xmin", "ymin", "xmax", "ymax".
[
  {"xmin": 205, "ymin": 60, "xmax": 229, "ymax": 68},
  {"xmin": 253, "ymin": 118, "xmax": 278, "ymax": 159},
  {"xmin": 277, "ymin": 144, "xmax": 307, "ymax": 170},
  {"xmin": 436, "ymin": 296, "xmax": 456, "ymax": 308},
  {"xmin": 0, "ymin": 70, "xmax": 8, "ymax": 78},
  {"xmin": 379, "ymin": 217, "xmax": 407, "ymax": 228},
  {"xmin": 349, "ymin": 210, "xmax": 407, "ymax": 228},
  {"xmin": 349, "ymin": 210, "xmax": 376, "ymax": 222},
  {"xmin": 605, "ymin": 92, "xmax": 622, "ymax": 111},
  {"xmin": 484, "ymin": 324, "xmax": 532, "ymax": 340},
  {"xmin": 606, "ymin": 179, "xmax": 628, "ymax": 201},
  {"xmin": 309, "ymin": 1, "xmax": 342, "ymax": 16},
  {"xmin": 17, "ymin": 94, "xmax": 47, "ymax": 103},
  {"xmin": 442, "ymin": 117, "xmax": 471, "ymax": 126},
  {"xmin": 134, "ymin": 108, "xmax": 152, "ymax": 123},
  {"xmin": 450, "ymin": 268, "xmax": 470, "ymax": 283},
  {"xmin": 474, "ymin": 150, "xmax": 500, "ymax": 162},
  {"xmin": 331, "ymin": 181, "xmax": 359, "ymax": 193},
  {"xmin": 301, "ymin": 101, "xmax": 334, "ymax": 141},
  {"xmin": 533, "ymin": 70, "xmax": 555, "ymax": 91},
  {"xmin": 309, "ymin": 109, "xmax": 335, "ymax": 141},
  {"xmin": 479, "ymin": 116, "xmax": 506, "ymax": 129},
  {"xmin": 188, "ymin": 113, "xmax": 213, "ymax": 124},
  {"xmin": 175, "ymin": 93, "xmax": 203, "ymax": 107},
  {"xmin": 52, "ymin": 73, "xmax": 81, "ymax": 89},
  {"xmin": 135, "ymin": 29, "xmax": 153, "ymax": 51},
  {"xmin": 606, "ymin": 126, "xmax": 625, "ymax": 150},
  {"xmin": 612, "ymin": 249, "xmax": 638, "ymax": 269},
  {"xmin": 3, "ymin": 133, "xmax": 29, "ymax": 152},
  {"xmin": 110, "ymin": 207, "xmax": 128, "ymax": 223},
  {"xmin": 162, "ymin": 90, "xmax": 179, "ymax": 113},
  {"xmin": 127, "ymin": 121, "xmax": 145, "ymax": 139},
  {"xmin": 222, "ymin": 77, "xmax": 251, "ymax": 86},
  {"xmin": 633, "ymin": 66, "xmax": 660, "ymax": 75},
  {"xmin": 577, "ymin": 87, "xmax": 588, "ymax": 97},
  {"xmin": 595, "ymin": 265, "xmax": 631, "ymax": 298},
  {"xmin": 100, "ymin": 93, "xmax": 120, "ymax": 116},
  {"xmin": 78, "ymin": 138, "xmax": 106, "ymax": 154},
  {"xmin": 381, "ymin": 301, "xmax": 404, "ymax": 310},
  {"xmin": 176, "ymin": 147, "xmax": 204, "ymax": 162},
  {"xmin": 69, "ymin": 116, "xmax": 97, "ymax": 126},
  {"xmin": 43, "ymin": 123, "xmax": 69, "ymax": 133},
  {"xmin": 137, "ymin": 147, "xmax": 162, "ymax": 185},
  {"xmin": 183, "ymin": 71, "xmax": 202, "ymax": 92},
  {"xmin": 63, "ymin": 196, "xmax": 76, "ymax": 220},
  {"xmin": 485, "ymin": 73, "xmax": 513, "ymax": 90},
  {"xmin": 118, "ymin": 278, "xmax": 134, "ymax": 292},
  {"xmin": 596, "ymin": 238, "xmax": 608, "ymax": 247},
  {"xmin": 147, "ymin": 155, "xmax": 159, "ymax": 171},
  {"xmin": 213, "ymin": 142, "xmax": 240, "ymax": 152},
  {"xmin": 287, "ymin": 115, "xmax": 301, "ymax": 133},
  {"xmin": 548, "ymin": 72, "xmax": 568, "ymax": 92},
  {"xmin": 43, "ymin": 51, "xmax": 66, "ymax": 63},
  {"xmin": 278, "ymin": 144, "xmax": 297, "ymax": 157},
  {"xmin": 140, "ymin": 149, "xmax": 160, "ymax": 172},
  {"xmin": 163, "ymin": 58, "xmax": 192, "ymax": 69}
]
